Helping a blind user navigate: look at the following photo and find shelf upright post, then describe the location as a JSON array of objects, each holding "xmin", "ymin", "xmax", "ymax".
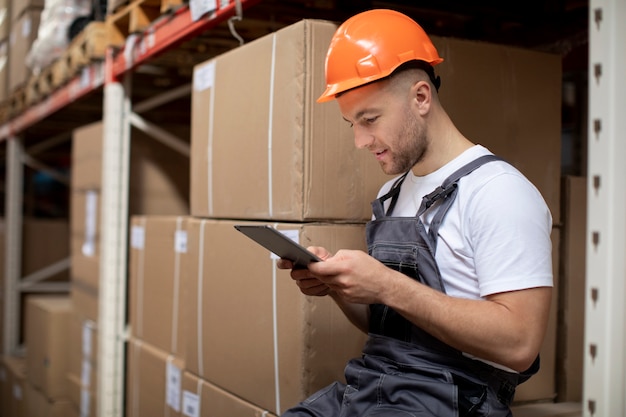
[
  {"xmin": 3, "ymin": 136, "xmax": 24, "ymax": 356},
  {"xmin": 584, "ymin": 0, "xmax": 626, "ymax": 415},
  {"xmin": 97, "ymin": 48, "xmax": 132, "ymax": 417}
]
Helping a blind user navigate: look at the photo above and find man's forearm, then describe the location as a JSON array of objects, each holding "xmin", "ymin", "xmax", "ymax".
[{"xmin": 329, "ymin": 291, "xmax": 370, "ymax": 334}]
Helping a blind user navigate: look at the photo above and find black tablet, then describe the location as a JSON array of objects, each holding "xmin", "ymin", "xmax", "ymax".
[{"xmin": 234, "ymin": 225, "xmax": 322, "ymax": 268}]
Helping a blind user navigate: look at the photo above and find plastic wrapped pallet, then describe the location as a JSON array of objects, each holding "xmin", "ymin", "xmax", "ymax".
[{"xmin": 25, "ymin": 0, "xmax": 92, "ymax": 75}]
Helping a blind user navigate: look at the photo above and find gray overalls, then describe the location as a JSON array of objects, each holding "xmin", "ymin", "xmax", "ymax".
[{"xmin": 282, "ymin": 155, "xmax": 539, "ymax": 417}]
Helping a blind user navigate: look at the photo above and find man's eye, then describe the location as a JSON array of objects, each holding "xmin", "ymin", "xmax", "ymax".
[{"xmin": 364, "ymin": 117, "xmax": 378, "ymax": 124}]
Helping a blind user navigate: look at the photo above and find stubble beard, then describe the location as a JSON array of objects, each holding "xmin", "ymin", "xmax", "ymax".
[{"xmin": 380, "ymin": 113, "xmax": 427, "ymax": 176}]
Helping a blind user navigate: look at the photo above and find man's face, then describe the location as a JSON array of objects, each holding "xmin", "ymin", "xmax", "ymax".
[{"xmin": 336, "ymin": 80, "xmax": 428, "ymax": 176}]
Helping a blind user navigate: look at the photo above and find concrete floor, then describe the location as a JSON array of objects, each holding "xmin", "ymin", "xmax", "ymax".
[{"xmin": 511, "ymin": 402, "xmax": 582, "ymax": 417}]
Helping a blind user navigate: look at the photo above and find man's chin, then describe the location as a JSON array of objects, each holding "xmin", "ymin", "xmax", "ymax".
[{"xmin": 379, "ymin": 163, "xmax": 403, "ymax": 176}]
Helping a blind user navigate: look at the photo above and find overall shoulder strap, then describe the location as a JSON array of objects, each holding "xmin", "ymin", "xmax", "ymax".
[
  {"xmin": 371, "ymin": 171, "xmax": 410, "ymax": 219},
  {"xmin": 419, "ymin": 154, "xmax": 505, "ymax": 249}
]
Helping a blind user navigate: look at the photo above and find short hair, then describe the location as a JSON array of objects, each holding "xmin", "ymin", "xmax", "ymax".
[
  {"xmin": 334, "ymin": 60, "xmax": 441, "ymax": 99},
  {"xmin": 390, "ymin": 60, "xmax": 441, "ymax": 92}
]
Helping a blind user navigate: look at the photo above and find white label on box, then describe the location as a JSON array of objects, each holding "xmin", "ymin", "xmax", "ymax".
[
  {"xmin": 81, "ymin": 387, "xmax": 90, "ymax": 417},
  {"xmin": 175, "ymin": 230, "xmax": 188, "ymax": 253},
  {"xmin": 193, "ymin": 61, "xmax": 215, "ymax": 92},
  {"xmin": 82, "ymin": 320, "xmax": 94, "ymax": 358},
  {"xmin": 270, "ymin": 229, "xmax": 300, "ymax": 260},
  {"xmin": 182, "ymin": 391, "xmax": 200, "ymax": 417},
  {"xmin": 131, "ymin": 225, "xmax": 145, "ymax": 249},
  {"xmin": 82, "ymin": 191, "xmax": 98, "ymax": 257},
  {"xmin": 81, "ymin": 359, "xmax": 92, "ymax": 387},
  {"xmin": 189, "ymin": 0, "xmax": 217, "ymax": 21},
  {"xmin": 12, "ymin": 383, "xmax": 21, "ymax": 399},
  {"xmin": 80, "ymin": 67, "xmax": 91, "ymax": 89},
  {"xmin": 21, "ymin": 17, "xmax": 31, "ymax": 37},
  {"xmin": 166, "ymin": 361, "xmax": 182, "ymax": 412}
]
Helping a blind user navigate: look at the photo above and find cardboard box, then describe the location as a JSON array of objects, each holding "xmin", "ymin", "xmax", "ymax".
[
  {"xmin": 70, "ymin": 190, "xmax": 100, "ymax": 289},
  {"xmin": 24, "ymin": 295, "xmax": 72, "ymax": 400},
  {"xmin": 71, "ymin": 122, "xmax": 104, "ymax": 191},
  {"xmin": 8, "ymin": 8, "xmax": 41, "ymax": 91},
  {"xmin": 0, "ymin": 0, "xmax": 8, "ymax": 40},
  {"xmin": 126, "ymin": 338, "xmax": 185, "ymax": 417},
  {"xmin": 182, "ymin": 371, "xmax": 278, "ymax": 417},
  {"xmin": 183, "ymin": 219, "xmax": 368, "ymax": 414},
  {"xmin": 71, "ymin": 121, "xmax": 190, "ymax": 215},
  {"xmin": 190, "ymin": 19, "xmax": 389, "ymax": 221},
  {"xmin": 24, "ymin": 382, "xmax": 73, "ymax": 417},
  {"xmin": 513, "ymin": 228, "xmax": 560, "ymax": 404},
  {"xmin": 0, "ymin": 39, "xmax": 8, "ymax": 102},
  {"xmin": 432, "ymin": 36, "xmax": 562, "ymax": 224},
  {"xmin": 10, "ymin": 0, "xmax": 44, "ymax": 22},
  {"xmin": 22, "ymin": 217, "xmax": 70, "ymax": 283},
  {"xmin": 190, "ymin": 21, "xmax": 561, "ymax": 224},
  {"xmin": 70, "ymin": 280, "xmax": 99, "ymax": 324},
  {"xmin": 70, "ymin": 121, "xmax": 191, "ymax": 301},
  {"xmin": 66, "ymin": 373, "xmax": 96, "ymax": 417},
  {"xmin": 128, "ymin": 215, "xmax": 188, "ymax": 358},
  {"xmin": 1, "ymin": 355, "xmax": 26, "ymax": 417},
  {"xmin": 67, "ymin": 311, "xmax": 98, "ymax": 391},
  {"xmin": 556, "ymin": 176, "xmax": 586, "ymax": 401},
  {"xmin": 0, "ymin": 219, "xmax": 4, "ymax": 351}
]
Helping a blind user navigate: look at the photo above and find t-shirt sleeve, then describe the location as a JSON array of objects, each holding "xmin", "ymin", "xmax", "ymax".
[{"xmin": 467, "ymin": 172, "xmax": 554, "ymax": 296}]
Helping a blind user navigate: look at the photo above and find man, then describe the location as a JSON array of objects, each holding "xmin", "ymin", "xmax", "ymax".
[{"xmin": 278, "ymin": 9, "xmax": 553, "ymax": 417}]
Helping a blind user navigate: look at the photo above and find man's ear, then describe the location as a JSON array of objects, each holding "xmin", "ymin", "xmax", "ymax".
[{"xmin": 413, "ymin": 80, "xmax": 432, "ymax": 116}]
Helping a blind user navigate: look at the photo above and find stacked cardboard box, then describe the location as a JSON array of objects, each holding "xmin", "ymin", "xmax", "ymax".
[
  {"xmin": 190, "ymin": 19, "xmax": 388, "ymax": 222},
  {"xmin": 8, "ymin": 3, "xmax": 43, "ymax": 93},
  {"xmin": 429, "ymin": 36, "xmax": 563, "ymax": 403},
  {"xmin": 189, "ymin": 17, "xmax": 566, "ymax": 413},
  {"xmin": 556, "ymin": 177, "xmax": 587, "ymax": 402},
  {"xmin": 0, "ymin": 0, "xmax": 8, "ymax": 102},
  {"xmin": 184, "ymin": 219, "xmax": 369, "ymax": 415},
  {"xmin": 124, "ymin": 19, "xmax": 380, "ymax": 416},
  {"xmin": 126, "ymin": 215, "xmax": 188, "ymax": 417},
  {"xmin": 21, "ymin": 295, "xmax": 73, "ymax": 417},
  {"xmin": 0, "ymin": 355, "xmax": 26, "ymax": 416},
  {"xmin": 69, "ymin": 120, "xmax": 191, "ymax": 416},
  {"xmin": 0, "ymin": 216, "xmax": 69, "ymax": 383},
  {"xmin": 70, "ymin": 120, "xmax": 191, "ymax": 319}
]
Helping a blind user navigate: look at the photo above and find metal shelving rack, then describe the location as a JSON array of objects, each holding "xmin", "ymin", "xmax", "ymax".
[
  {"xmin": 2, "ymin": 0, "xmax": 625, "ymax": 416},
  {"xmin": 583, "ymin": 0, "xmax": 626, "ymax": 416},
  {"xmin": 1, "ymin": 2, "xmax": 261, "ymax": 415}
]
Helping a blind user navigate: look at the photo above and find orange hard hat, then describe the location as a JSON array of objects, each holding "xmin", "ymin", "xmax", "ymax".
[{"xmin": 317, "ymin": 9, "xmax": 444, "ymax": 103}]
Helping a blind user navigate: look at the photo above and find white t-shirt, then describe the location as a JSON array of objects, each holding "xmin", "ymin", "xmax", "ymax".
[{"xmin": 375, "ymin": 144, "xmax": 553, "ymax": 300}]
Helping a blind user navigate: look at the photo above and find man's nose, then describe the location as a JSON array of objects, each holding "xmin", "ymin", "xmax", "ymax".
[{"xmin": 353, "ymin": 126, "xmax": 374, "ymax": 149}]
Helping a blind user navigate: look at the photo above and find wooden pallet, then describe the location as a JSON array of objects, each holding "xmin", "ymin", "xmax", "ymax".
[
  {"xmin": 0, "ymin": 100, "xmax": 11, "ymax": 125},
  {"xmin": 25, "ymin": 65, "xmax": 54, "ymax": 107},
  {"xmin": 106, "ymin": 0, "xmax": 167, "ymax": 47},
  {"xmin": 109, "ymin": 0, "xmax": 184, "ymax": 14},
  {"xmin": 50, "ymin": 57, "xmax": 72, "ymax": 91},
  {"xmin": 67, "ymin": 21, "xmax": 108, "ymax": 75},
  {"xmin": 18, "ymin": 22, "xmax": 107, "ymax": 109},
  {"xmin": 7, "ymin": 86, "xmax": 27, "ymax": 119},
  {"xmin": 160, "ymin": 0, "xmax": 185, "ymax": 13}
]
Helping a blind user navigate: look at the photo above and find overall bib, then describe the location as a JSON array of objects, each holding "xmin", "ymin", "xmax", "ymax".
[{"xmin": 282, "ymin": 155, "xmax": 538, "ymax": 417}]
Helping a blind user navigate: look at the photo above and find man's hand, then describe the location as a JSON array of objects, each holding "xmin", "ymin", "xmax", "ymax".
[
  {"xmin": 277, "ymin": 247, "xmax": 372, "ymax": 333},
  {"xmin": 276, "ymin": 246, "xmax": 333, "ymax": 297}
]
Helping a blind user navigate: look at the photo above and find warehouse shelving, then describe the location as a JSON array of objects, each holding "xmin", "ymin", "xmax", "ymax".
[
  {"xmin": 583, "ymin": 0, "xmax": 626, "ymax": 416},
  {"xmin": 1, "ymin": 1, "xmax": 262, "ymax": 415},
  {"xmin": 1, "ymin": 0, "xmax": 624, "ymax": 416}
]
